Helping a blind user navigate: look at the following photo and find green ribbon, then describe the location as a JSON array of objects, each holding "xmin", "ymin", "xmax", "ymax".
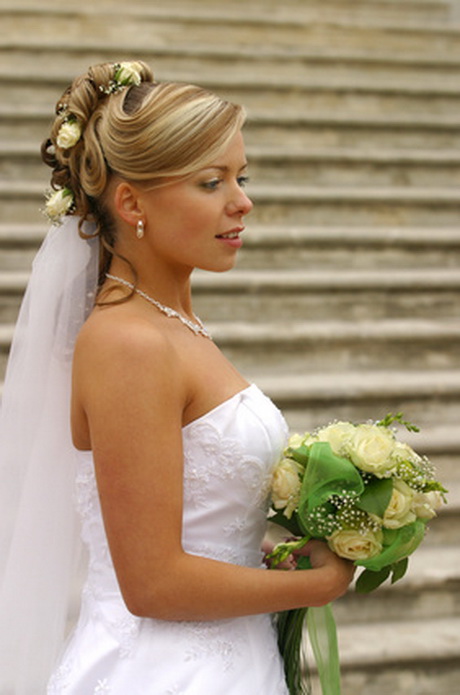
[
  {"xmin": 307, "ymin": 603, "xmax": 341, "ymax": 695},
  {"xmin": 297, "ymin": 443, "xmax": 365, "ymax": 536}
]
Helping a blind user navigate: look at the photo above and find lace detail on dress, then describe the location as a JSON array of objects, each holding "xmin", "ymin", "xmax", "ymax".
[
  {"xmin": 223, "ymin": 516, "xmax": 248, "ymax": 536},
  {"xmin": 183, "ymin": 421, "xmax": 274, "ymax": 512},
  {"xmin": 47, "ymin": 660, "xmax": 74, "ymax": 694},
  {"xmin": 75, "ymin": 458, "xmax": 111, "ymax": 564},
  {"xmin": 184, "ymin": 621, "xmax": 240, "ymax": 672},
  {"xmin": 145, "ymin": 619, "xmax": 242, "ymax": 672}
]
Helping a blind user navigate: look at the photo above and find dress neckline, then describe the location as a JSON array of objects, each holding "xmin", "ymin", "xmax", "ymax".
[
  {"xmin": 182, "ymin": 384, "xmax": 256, "ymax": 432},
  {"xmin": 74, "ymin": 384, "xmax": 258, "ymax": 456}
]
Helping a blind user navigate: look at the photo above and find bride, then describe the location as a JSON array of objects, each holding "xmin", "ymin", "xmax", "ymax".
[{"xmin": 0, "ymin": 61, "xmax": 354, "ymax": 694}]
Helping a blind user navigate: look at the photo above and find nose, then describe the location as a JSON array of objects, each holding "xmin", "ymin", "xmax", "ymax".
[{"xmin": 227, "ymin": 187, "xmax": 253, "ymax": 217}]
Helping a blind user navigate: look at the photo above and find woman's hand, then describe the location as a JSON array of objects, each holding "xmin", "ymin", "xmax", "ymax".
[{"xmin": 295, "ymin": 539, "xmax": 356, "ymax": 603}]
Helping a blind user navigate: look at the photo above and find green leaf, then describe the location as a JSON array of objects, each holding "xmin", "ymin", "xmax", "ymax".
[
  {"xmin": 355, "ymin": 567, "xmax": 391, "ymax": 593},
  {"xmin": 297, "ymin": 555, "xmax": 312, "ymax": 571},
  {"xmin": 391, "ymin": 557, "xmax": 408, "ymax": 584},
  {"xmin": 355, "ymin": 477, "xmax": 393, "ymax": 518}
]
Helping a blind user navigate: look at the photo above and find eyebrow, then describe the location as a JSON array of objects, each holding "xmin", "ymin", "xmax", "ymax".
[{"xmin": 204, "ymin": 163, "xmax": 248, "ymax": 173}]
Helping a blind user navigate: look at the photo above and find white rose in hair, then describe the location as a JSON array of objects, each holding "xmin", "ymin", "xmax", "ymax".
[
  {"xmin": 56, "ymin": 120, "xmax": 81, "ymax": 149},
  {"xmin": 116, "ymin": 62, "xmax": 143, "ymax": 86},
  {"xmin": 45, "ymin": 188, "xmax": 74, "ymax": 222}
]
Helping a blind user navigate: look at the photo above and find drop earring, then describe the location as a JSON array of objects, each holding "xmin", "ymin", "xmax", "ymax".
[{"xmin": 136, "ymin": 219, "xmax": 144, "ymax": 239}]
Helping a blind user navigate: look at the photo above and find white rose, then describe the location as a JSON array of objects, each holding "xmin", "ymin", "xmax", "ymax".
[
  {"xmin": 327, "ymin": 526, "xmax": 383, "ymax": 561},
  {"xmin": 349, "ymin": 424, "xmax": 396, "ymax": 477},
  {"xmin": 288, "ymin": 432, "xmax": 307, "ymax": 449},
  {"xmin": 45, "ymin": 188, "xmax": 74, "ymax": 221},
  {"xmin": 271, "ymin": 458, "xmax": 302, "ymax": 518},
  {"xmin": 316, "ymin": 421, "xmax": 356, "ymax": 456},
  {"xmin": 56, "ymin": 120, "xmax": 81, "ymax": 149},
  {"xmin": 116, "ymin": 61, "xmax": 143, "ymax": 86},
  {"xmin": 381, "ymin": 479, "xmax": 416, "ymax": 529},
  {"xmin": 391, "ymin": 441, "xmax": 422, "ymax": 466},
  {"xmin": 412, "ymin": 490, "xmax": 444, "ymax": 520}
]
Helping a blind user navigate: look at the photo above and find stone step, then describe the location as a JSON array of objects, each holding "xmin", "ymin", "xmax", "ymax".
[
  {"xmin": 2, "ymin": 105, "xmax": 460, "ymax": 151},
  {"xmin": 245, "ymin": 110, "xmax": 460, "ymax": 150},
  {"xmin": 1, "ymin": 5, "xmax": 460, "ymax": 55},
  {"xmin": 5, "ymin": 0, "xmax": 453, "ymax": 26},
  {"xmin": 238, "ymin": 226, "xmax": 460, "ymax": 270},
  {"xmin": 255, "ymin": 370, "xmax": 460, "ymax": 432},
  {"xmin": 245, "ymin": 185, "xmax": 460, "ymax": 226},
  {"xmin": 209, "ymin": 319, "xmax": 460, "ymax": 374},
  {"xmin": 2, "ymin": 181, "xmax": 460, "ymax": 227},
  {"xmin": 4, "ymin": 141, "xmax": 460, "ymax": 189},
  {"xmin": 3, "ymin": 43, "xmax": 460, "ymax": 89},
  {"xmin": 193, "ymin": 267, "xmax": 460, "ymax": 321},
  {"xmin": 248, "ymin": 147, "xmax": 460, "ymax": 188}
]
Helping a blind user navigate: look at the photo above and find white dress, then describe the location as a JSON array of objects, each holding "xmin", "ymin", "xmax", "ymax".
[{"xmin": 47, "ymin": 384, "xmax": 290, "ymax": 695}]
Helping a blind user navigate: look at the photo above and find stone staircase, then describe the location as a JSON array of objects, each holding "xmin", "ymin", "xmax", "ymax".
[{"xmin": 0, "ymin": 0, "xmax": 459, "ymax": 693}]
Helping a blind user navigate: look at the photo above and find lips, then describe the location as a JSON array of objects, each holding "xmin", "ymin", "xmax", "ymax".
[{"xmin": 216, "ymin": 227, "xmax": 244, "ymax": 239}]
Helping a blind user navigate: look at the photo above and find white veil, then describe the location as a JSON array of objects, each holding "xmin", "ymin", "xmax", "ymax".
[{"xmin": 0, "ymin": 216, "xmax": 99, "ymax": 694}]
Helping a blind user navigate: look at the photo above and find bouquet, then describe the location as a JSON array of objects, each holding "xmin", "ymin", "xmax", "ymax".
[{"xmin": 268, "ymin": 413, "xmax": 447, "ymax": 695}]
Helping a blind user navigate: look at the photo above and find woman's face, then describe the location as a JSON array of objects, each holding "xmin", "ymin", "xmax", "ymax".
[{"xmin": 138, "ymin": 130, "xmax": 253, "ymax": 274}]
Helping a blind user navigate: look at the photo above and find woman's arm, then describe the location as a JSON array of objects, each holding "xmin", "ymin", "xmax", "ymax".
[{"xmin": 72, "ymin": 314, "xmax": 355, "ymax": 621}]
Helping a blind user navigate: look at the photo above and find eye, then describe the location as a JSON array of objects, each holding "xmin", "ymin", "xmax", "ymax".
[
  {"xmin": 201, "ymin": 178, "xmax": 222, "ymax": 191},
  {"xmin": 237, "ymin": 175, "xmax": 250, "ymax": 188}
]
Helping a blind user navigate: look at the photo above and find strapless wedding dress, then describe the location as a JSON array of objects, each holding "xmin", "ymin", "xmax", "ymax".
[{"xmin": 47, "ymin": 384, "xmax": 290, "ymax": 694}]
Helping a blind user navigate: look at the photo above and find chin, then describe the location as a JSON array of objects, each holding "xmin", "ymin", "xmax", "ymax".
[{"xmin": 199, "ymin": 258, "xmax": 237, "ymax": 273}]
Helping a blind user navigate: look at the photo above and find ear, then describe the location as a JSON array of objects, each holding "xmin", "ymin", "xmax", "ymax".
[{"xmin": 113, "ymin": 181, "xmax": 144, "ymax": 227}]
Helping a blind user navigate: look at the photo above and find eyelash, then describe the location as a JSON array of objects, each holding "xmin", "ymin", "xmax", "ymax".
[{"xmin": 201, "ymin": 176, "xmax": 250, "ymax": 191}]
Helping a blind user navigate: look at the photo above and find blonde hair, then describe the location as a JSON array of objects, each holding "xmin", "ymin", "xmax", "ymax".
[{"xmin": 41, "ymin": 61, "xmax": 246, "ymax": 272}]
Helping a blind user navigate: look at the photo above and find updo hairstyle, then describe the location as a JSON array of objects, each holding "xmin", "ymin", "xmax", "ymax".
[{"xmin": 41, "ymin": 61, "xmax": 246, "ymax": 277}]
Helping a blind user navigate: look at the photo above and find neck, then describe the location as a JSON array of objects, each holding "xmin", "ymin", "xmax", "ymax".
[
  {"xmin": 107, "ymin": 259, "xmax": 194, "ymax": 318},
  {"xmin": 105, "ymin": 272, "xmax": 212, "ymax": 340}
]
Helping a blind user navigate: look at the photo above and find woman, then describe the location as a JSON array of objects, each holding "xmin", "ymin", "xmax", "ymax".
[{"xmin": 0, "ymin": 61, "xmax": 354, "ymax": 694}]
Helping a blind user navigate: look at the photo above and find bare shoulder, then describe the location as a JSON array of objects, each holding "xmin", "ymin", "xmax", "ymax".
[
  {"xmin": 76, "ymin": 304, "xmax": 172, "ymax": 363},
  {"xmin": 73, "ymin": 304, "xmax": 185, "ymax": 408}
]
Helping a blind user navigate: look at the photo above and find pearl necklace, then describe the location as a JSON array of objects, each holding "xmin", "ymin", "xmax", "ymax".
[{"xmin": 106, "ymin": 273, "xmax": 212, "ymax": 340}]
